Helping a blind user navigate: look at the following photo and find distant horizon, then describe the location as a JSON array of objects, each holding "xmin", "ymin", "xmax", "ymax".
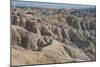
[{"xmin": 11, "ymin": 0, "xmax": 96, "ymax": 9}]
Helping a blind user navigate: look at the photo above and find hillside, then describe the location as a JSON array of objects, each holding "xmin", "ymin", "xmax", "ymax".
[{"xmin": 11, "ymin": 6, "xmax": 96, "ymax": 66}]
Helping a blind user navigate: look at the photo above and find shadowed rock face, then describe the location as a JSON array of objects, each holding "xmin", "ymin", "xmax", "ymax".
[
  {"xmin": 11, "ymin": 6, "xmax": 96, "ymax": 66},
  {"xmin": 67, "ymin": 16, "xmax": 80, "ymax": 29}
]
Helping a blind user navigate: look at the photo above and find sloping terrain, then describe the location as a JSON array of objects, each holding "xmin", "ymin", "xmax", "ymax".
[{"xmin": 11, "ymin": 6, "xmax": 96, "ymax": 66}]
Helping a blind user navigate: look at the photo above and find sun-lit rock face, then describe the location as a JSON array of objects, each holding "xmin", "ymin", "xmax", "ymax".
[{"xmin": 11, "ymin": 5, "xmax": 96, "ymax": 66}]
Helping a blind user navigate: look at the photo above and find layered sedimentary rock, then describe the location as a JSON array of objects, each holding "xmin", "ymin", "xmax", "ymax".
[{"xmin": 11, "ymin": 6, "xmax": 96, "ymax": 66}]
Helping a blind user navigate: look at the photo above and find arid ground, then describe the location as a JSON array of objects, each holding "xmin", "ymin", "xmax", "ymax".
[{"xmin": 11, "ymin": 1, "xmax": 96, "ymax": 66}]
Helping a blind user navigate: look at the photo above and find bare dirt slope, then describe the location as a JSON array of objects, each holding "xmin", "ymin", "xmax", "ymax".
[{"xmin": 11, "ymin": 6, "xmax": 96, "ymax": 66}]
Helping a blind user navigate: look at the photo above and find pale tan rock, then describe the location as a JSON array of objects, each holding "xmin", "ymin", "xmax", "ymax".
[{"xmin": 11, "ymin": 6, "xmax": 96, "ymax": 66}]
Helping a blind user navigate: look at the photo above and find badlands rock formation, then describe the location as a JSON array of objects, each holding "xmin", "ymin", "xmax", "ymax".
[{"xmin": 11, "ymin": 6, "xmax": 96, "ymax": 66}]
